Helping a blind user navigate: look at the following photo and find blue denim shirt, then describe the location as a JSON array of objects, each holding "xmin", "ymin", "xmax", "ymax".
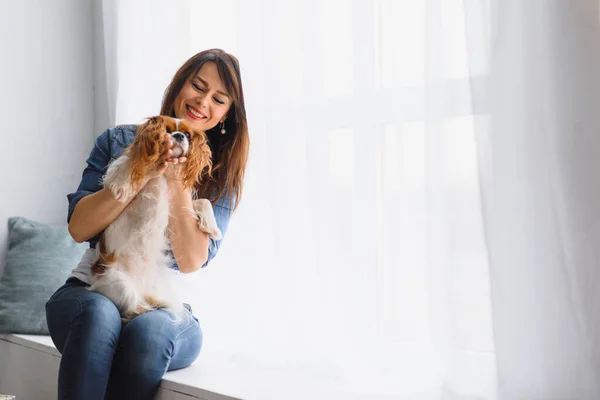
[{"xmin": 67, "ymin": 124, "xmax": 233, "ymax": 269}]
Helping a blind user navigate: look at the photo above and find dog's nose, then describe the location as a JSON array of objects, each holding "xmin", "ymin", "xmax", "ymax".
[{"xmin": 172, "ymin": 132, "xmax": 185, "ymax": 142}]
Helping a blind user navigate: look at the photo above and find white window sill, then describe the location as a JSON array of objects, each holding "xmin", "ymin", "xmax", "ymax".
[{"xmin": 0, "ymin": 334, "xmax": 391, "ymax": 400}]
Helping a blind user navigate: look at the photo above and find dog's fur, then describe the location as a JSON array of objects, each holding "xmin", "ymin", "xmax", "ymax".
[{"xmin": 88, "ymin": 116, "xmax": 221, "ymax": 322}]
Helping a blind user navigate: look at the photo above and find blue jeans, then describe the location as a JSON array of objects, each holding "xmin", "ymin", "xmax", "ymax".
[{"xmin": 45, "ymin": 277, "xmax": 202, "ymax": 400}]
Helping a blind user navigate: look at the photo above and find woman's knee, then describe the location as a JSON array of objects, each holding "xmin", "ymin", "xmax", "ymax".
[
  {"xmin": 116, "ymin": 310, "xmax": 201, "ymax": 373},
  {"xmin": 81, "ymin": 295, "xmax": 122, "ymax": 340},
  {"xmin": 117, "ymin": 311, "xmax": 177, "ymax": 370},
  {"xmin": 46, "ymin": 285, "xmax": 122, "ymax": 352}
]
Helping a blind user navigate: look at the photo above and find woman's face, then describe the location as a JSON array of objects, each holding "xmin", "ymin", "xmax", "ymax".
[{"xmin": 174, "ymin": 62, "xmax": 232, "ymax": 132}]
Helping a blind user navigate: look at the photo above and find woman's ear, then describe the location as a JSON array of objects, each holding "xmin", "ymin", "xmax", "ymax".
[{"xmin": 128, "ymin": 116, "xmax": 166, "ymax": 187}]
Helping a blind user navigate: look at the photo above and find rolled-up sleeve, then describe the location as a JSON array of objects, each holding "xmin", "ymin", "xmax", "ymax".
[
  {"xmin": 67, "ymin": 130, "xmax": 112, "ymax": 224},
  {"xmin": 202, "ymin": 198, "xmax": 234, "ymax": 268}
]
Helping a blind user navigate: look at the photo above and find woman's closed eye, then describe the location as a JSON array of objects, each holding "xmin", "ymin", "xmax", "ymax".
[
  {"xmin": 192, "ymin": 82, "xmax": 205, "ymax": 93},
  {"xmin": 193, "ymin": 82, "xmax": 226, "ymax": 105}
]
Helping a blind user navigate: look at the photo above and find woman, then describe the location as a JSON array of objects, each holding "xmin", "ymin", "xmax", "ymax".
[{"xmin": 45, "ymin": 48, "xmax": 249, "ymax": 400}]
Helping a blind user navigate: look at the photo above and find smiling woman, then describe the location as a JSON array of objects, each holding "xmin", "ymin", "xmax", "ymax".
[
  {"xmin": 174, "ymin": 64, "xmax": 230, "ymax": 131},
  {"xmin": 45, "ymin": 48, "xmax": 249, "ymax": 400}
]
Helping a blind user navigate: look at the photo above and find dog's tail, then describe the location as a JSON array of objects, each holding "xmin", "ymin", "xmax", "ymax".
[{"xmin": 119, "ymin": 295, "xmax": 184, "ymax": 324}]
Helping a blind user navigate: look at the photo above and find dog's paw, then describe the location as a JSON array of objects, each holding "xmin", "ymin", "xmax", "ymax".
[
  {"xmin": 103, "ymin": 155, "xmax": 138, "ymax": 202},
  {"xmin": 108, "ymin": 183, "xmax": 133, "ymax": 203},
  {"xmin": 192, "ymin": 199, "xmax": 222, "ymax": 240}
]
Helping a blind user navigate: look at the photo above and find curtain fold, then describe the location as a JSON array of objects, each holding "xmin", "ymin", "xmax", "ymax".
[{"xmin": 472, "ymin": 1, "xmax": 600, "ymax": 398}]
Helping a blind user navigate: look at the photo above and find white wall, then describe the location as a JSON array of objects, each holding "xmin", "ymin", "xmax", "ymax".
[{"xmin": 0, "ymin": 0, "xmax": 94, "ymax": 274}]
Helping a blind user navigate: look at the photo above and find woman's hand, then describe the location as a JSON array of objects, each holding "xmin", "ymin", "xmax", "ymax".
[
  {"xmin": 164, "ymin": 161, "xmax": 185, "ymax": 183},
  {"xmin": 147, "ymin": 133, "xmax": 188, "ymax": 181},
  {"xmin": 162, "ymin": 132, "xmax": 188, "ymax": 168},
  {"xmin": 163, "ymin": 133, "xmax": 190, "ymax": 185}
]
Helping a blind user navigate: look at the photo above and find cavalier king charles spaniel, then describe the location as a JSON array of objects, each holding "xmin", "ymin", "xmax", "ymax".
[{"xmin": 88, "ymin": 116, "xmax": 221, "ymax": 322}]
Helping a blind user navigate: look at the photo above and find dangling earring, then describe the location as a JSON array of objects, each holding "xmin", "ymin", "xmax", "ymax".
[{"xmin": 220, "ymin": 121, "xmax": 226, "ymax": 135}]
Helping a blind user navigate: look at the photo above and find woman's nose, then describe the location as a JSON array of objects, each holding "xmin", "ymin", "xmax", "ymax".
[{"xmin": 196, "ymin": 95, "xmax": 209, "ymax": 109}]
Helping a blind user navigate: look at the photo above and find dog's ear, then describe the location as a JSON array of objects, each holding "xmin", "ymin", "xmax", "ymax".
[
  {"xmin": 128, "ymin": 116, "xmax": 166, "ymax": 187},
  {"xmin": 181, "ymin": 130, "xmax": 212, "ymax": 190}
]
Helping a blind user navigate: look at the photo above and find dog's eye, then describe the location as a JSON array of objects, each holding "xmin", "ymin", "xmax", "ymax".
[
  {"xmin": 184, "ymin": 132, "xmax": 191, "ymax": 139},
  {"xmin": 166, "ymin": 127, "xmax": 172, "ymax": 134}
]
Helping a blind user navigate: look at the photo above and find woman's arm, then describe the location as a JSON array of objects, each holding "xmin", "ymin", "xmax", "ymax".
[
  {"xmin": 68, "ymin": 187, "xmax": 138, "ymax": 243},
  {"xmin": 167, "ymin": 180, "xmax": 210, "ymax": 273}
]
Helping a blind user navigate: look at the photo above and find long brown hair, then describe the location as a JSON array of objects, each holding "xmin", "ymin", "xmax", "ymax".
[{"xmin": 161, "ymin": 49, "xmax": 249, "ymax": 210}]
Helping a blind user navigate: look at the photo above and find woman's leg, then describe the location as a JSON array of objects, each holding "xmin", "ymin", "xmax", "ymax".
[
  {"xmin": 45, "ymin": 278, "xmax": 122, "ymax": 400},
  {"xmin": 105, "ymin": 307, "xmax": 202, "ymax": 400}
]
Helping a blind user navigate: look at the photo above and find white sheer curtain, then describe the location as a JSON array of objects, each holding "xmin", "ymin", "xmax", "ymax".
[
  {"xmin": 96, "ymin": 0, "xmax": 498, "ymax": 398},
  {"xmin": 474, "ymin": 1, "xmax": 600, "ymax": 399}
]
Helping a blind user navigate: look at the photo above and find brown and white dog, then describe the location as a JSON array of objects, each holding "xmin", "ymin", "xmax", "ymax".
[{"xmin": 88, "ymin": 116, "xmax": 221, "ymax": 322}]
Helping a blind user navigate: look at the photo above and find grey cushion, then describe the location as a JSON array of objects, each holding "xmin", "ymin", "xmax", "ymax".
[{"xmin": 0, "ymin": 216, "xmax": 87, "ymax": 334}]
